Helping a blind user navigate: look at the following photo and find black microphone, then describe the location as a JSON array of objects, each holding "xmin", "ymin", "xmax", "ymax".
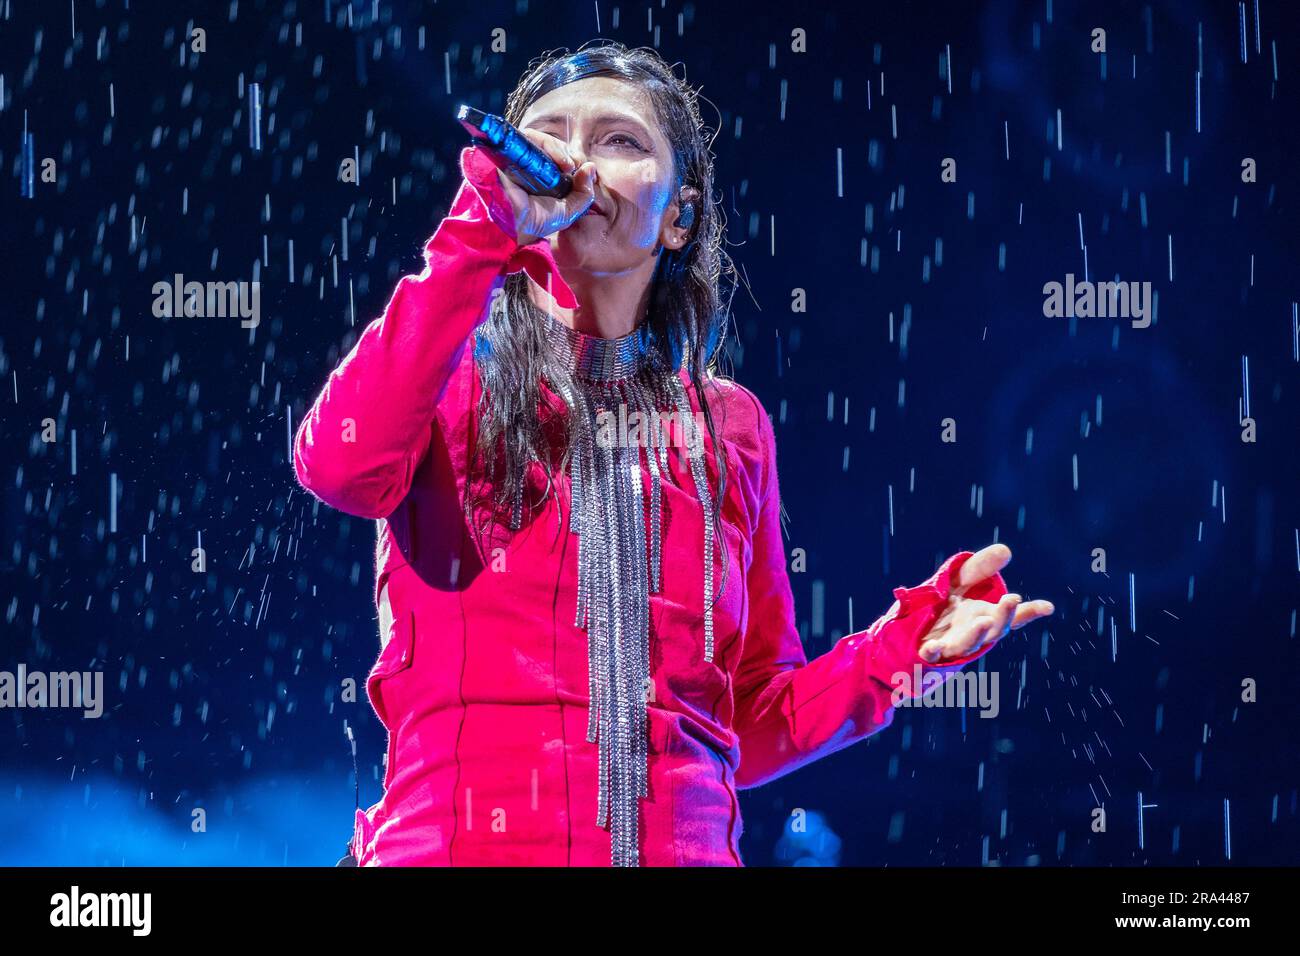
[{"xmin": 456, "ymin": 104, "xmax": 574, "ymax": 199}]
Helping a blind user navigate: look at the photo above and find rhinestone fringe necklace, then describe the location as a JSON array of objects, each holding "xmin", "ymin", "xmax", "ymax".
[{"xmin": 510, "ymin": 313, "xmax": 717, "ymax": 867}]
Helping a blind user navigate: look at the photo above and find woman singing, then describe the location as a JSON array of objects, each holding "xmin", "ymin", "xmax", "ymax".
[{"xmin": 293, "ymin": 41, "xmax": 1054, "ymax": 866}]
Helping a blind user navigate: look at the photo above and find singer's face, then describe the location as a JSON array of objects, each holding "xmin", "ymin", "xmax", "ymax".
[{"xmin": 518, "ymin": 77, "xmax": 682, "ymax": 274}]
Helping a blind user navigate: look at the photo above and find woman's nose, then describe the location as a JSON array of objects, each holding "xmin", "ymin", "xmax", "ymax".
[{"xmin": 560, "ymin": 137, "xmax": 588, "ymax": 170}]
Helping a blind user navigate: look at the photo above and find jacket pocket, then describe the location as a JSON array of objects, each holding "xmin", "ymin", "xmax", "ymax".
[
  {"xmin": 367, "ymin": 603, "xmax": 415, "ymax": 794},
  {"xmin": 366, "ymin": 597, "xmax": 416, "ymax": 733}
]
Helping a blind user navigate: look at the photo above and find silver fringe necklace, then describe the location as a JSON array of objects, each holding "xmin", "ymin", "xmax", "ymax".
[{"xmin": 512, "ymin": 312, "xmax": 716, "ymax": 867}]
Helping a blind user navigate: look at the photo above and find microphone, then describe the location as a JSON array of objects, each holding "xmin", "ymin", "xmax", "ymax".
[{"xmin": 456, "ymin": 104, "xmax": 574, "ymax": 199}]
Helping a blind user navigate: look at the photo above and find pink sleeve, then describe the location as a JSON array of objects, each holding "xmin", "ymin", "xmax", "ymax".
[
  {"xmin": 731, "ymin": 411, "xmax": 1008, "ymax": 789},
  {"xmin": 293, "ymin": 145, "xmax": 578, "ymax": 519}
]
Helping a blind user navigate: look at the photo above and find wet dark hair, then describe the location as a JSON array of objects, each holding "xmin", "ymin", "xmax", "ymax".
[{"xmin": 469, "ymin": 41, "xmax": 735, "ymax": 593}]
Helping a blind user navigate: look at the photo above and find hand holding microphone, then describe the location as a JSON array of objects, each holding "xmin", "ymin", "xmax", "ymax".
[
  {"xmin": 457, "ymin": 105, "xmax": 600, "ymax": 247},
  {"xmin": 497, "ymin": 129, "xmax": 600, "ymax": 246}
]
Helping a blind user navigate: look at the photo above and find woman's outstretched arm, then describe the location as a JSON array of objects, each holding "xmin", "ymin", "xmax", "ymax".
[
  {"xmin": 729, "ymin": 409, "xmax": 1048, "ymax": 790},
  {"xmin": 292, "ymin": 145, "xmax": 578, "ymax": 520}
]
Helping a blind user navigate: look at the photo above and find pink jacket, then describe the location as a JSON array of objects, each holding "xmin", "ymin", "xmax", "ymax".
[{"xmin": 293, "ymin": 145, "xmax": 1008, "ymax": 866}]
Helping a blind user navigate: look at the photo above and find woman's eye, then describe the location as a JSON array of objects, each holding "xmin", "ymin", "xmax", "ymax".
[{"xmin": 607, "ymin": 134, "xmax": 644, "ymax": 150}]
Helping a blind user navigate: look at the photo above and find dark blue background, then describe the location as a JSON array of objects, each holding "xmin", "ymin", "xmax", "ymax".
[{"xmin": 2, "ymin": 0, "xmax": 1296, "ymax": 865}]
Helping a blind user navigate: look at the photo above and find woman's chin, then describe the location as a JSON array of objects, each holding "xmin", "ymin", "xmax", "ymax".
[
  {"xmin": 551, "ymin": 232, "xmax": 629, "ymax": 274},
  {"xmin": 559, "ymin": 216, "xmax": 611, "ymax": 243}
]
